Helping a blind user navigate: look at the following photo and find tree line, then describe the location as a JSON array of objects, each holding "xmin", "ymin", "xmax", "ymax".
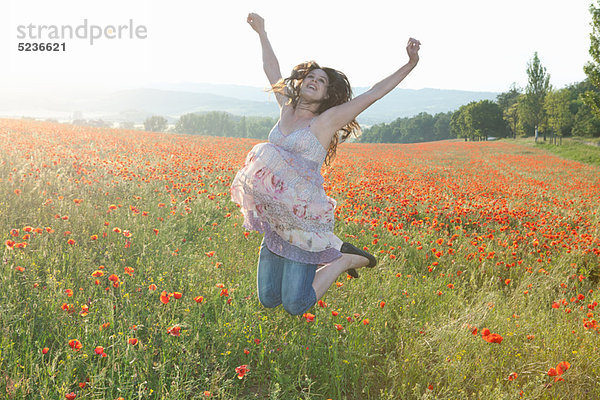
[{"xmin": 144, "ymin": 113, "xmax": 277, "ymax": 140}]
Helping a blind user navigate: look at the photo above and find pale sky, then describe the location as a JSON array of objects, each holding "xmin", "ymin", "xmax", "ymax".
[{"xmin": 0, "ymin": 0, "xmax": 592, "ymax": 94}]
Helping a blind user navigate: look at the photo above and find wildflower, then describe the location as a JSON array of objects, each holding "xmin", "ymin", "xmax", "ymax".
[
  {"xmin": 65, "ymin": 289, "xmax": 73, "ymax": 297},
  {"xmin": 334, "ymin": 324, "xmax": 344, "ymax": 331},
  {"xmin": 42, "ymin": 347, "xmax": 49, "ymax": 354},
  {"xmin": 483, "ymin": 333, "xmax": 503, "ymax": 344},
  {"xmin": 318, "ymin": 300, "xmax": 327, "ymax": 308},
  {"xmin": 173, "ymin": 292, "xmax": 182, "ymax": 299},
  {"xmin": 149, "ymin": 283, "xmax": 157, "ymax": 291},
  {"xmin": 124, "ymin": 267, "xmax": 134, "ymax": 276},
  {"xmin": 65, "ymin": 393, "xmax": 76, "ymax": 400},
  {"xmin": 167, "ymin": 325, "xmax": 181, "ymax": 337},
  {"xmin": 194, "ymin": 296, "xmax": 204, "ymax": 303},
  {"xmin": 362, "ymin": 319, "xmax": 370, "ymax": 325},
  {"xmin": 380, "ymin": 301, "xmax": 386, "ymax": 308},
  {"xmin": 235, "ymin": 364, "xmax": 249, "ymax": 379},
  {"xmin": 302, "ymin": 313, "xmax": 315, "ymax": 322},
  {"xmin": 205, "ymin": 251, "xmax": 215, "ymax": 257},
  {"xmin": 80, "ymin": 305, "xmax": 89, "ymax": 316},
  {"xmin": 67, "ymin": 238, "xmax": 76, "ymax": 245},
  {"xmin": 220, "ymin": 288, "xmax": 229, "ymax": 297},
  {"xmin": 91, "ymin": 270, "xmax": 104, "ymax": 277},
  {"xmin": 160, "ymin": 291, "xmax": 170, "ymax": 304},
  {"xmin": 68, "ymin": 339, "xmax": 82, "ymax": 351},
  {"xmin": 128, "ymin": 338, "xmax": 138, "ymax": 346},
  {"xmin": 508, "ymin": 372, "xmax": 518, "ymax": 381},
  {"xmin": 108, "ymin": 274, "xmax": 119, "ymax": 282},
  {"xmin": 94, "ymin": 346, "xmax": 104, "ymax": 355}
]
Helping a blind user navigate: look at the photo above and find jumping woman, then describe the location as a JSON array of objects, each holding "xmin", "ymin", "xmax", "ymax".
[{"xmin": 231, "ymin": 12, "xmax": 420, "ymax": 315}]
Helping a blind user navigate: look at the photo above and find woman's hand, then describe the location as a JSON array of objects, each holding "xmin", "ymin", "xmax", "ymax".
[
  {"xmin": 247, "ymin": 13, "xmax": 266, "ymax": 35},
  {"xmin": 406, "ymin": 37, "xmax": 421, "ymax": 65}
]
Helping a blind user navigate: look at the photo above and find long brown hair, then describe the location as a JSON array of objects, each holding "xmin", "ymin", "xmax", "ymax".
[{"xmin": 270, "ymin": 61, "xmax": 361, "ymax": 166}]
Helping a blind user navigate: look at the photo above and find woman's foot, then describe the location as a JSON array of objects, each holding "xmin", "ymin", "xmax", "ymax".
[
  {"xmin": 317, "ymin": 253, "xmax": 369, "ymax": 277},
  {"xmin": 339, "ymin": 242, "xmax": 377, "ymax": 278}
]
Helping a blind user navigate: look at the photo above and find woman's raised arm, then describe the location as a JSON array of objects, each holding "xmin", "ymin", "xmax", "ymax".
[
  {"xmin": 314, "ymin": 38, "xmax": 421, "ymax": 137},
  {"xmin": 247, "ymin": 13, "xmax": 287, "ymax": 108}
]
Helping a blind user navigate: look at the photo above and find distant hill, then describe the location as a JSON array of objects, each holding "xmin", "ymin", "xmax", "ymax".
[{"xmin": 0, "ymin": 83, "xmax": 498, "ymax": 125}]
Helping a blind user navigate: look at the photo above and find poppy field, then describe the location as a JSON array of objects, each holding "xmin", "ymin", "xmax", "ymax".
[{"xmin": 1, "ymin": 118, "xmax": 600, "ymax": 399}]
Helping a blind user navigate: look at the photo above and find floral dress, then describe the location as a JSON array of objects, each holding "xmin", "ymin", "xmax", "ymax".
[{"xmin": 230, "ymin": 120, "xmax": 343, "ymax": 264}]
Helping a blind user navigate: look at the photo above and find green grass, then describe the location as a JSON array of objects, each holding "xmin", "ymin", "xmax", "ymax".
[{"xmin": 506, "ymin": 136, "xmax": 600, "ymax": 167}]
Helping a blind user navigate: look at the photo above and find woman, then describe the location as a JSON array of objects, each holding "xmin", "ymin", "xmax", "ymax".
[{"xmin": 231, "ymin": 12, "xmax": 420, "ymax": 315}]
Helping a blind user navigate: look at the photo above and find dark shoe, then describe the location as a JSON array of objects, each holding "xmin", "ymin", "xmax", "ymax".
[{"xmin": 340, "ymin": 242, "xmax": 377, "ymax": 278}]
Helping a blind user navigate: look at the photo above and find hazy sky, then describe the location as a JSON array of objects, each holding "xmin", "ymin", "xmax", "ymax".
[{"xmin": 0, "ymin": 0, "xmax": 593, "ymax": 93}]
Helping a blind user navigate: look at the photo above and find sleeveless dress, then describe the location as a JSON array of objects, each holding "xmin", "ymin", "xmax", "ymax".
[{"xmin": 230, "ymin": 120, "xmax": 344, "ymax": 264}]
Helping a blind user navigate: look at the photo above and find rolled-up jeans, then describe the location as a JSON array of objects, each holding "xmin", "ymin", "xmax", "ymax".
[{"xmin": 256, "ymin": 237, "xmax": 317, "ymax": 315}]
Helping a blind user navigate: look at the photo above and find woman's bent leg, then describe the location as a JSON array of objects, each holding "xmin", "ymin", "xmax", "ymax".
[
  {"xmin": 256, "ymin": 238, "xmax": 284, "ymax": 308},
  {"xmin": 281, "ymin": 259, "xmax": 317, "ymax": 315}
]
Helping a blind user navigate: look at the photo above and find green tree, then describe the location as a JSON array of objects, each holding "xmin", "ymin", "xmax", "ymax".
[
  {"xmin": 497, "ymin": 84, "xmax": 522, "ymax": 138},
  {"xmin": 450, "ymin": 104, "xmax": 471, "ymax": 141},
  {"xmin": 144, "ymin": 115, "xmax": 168, "ymax": 132},
  {"xmin": 584, "ymin": 0, "xmax": 600, "ymax": 118},
  {"xmin": 524, "ymin": 52, "xmax": 551, "ymax": 141},
  {"xmin": 544, "ymin": 89, "xmax": 573, "ymax": 143},
  {"xmin": 469, "ymin": 100, "xmax": 506, "ymax": 140}
]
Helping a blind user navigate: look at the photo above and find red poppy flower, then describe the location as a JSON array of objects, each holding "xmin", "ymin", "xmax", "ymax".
[
  {"xmin": 128, "ymin": 338, "xmax": 138, "ymax": 345},
  {"xmin": 94, "ymin": 346, "xmax": 104, "ymax": 355},
  {"xmin": 303, "ymin": 313, "xmax": 315, "ymax": 322},
  {"xmin": 160, "ymin": 291, "xmax": 170, "ymax": 304},
  {"xmin": 194, "ymin": 296, "xmax": 204, "ymax": 303},
  {"xmin": 167, "ymin": 325, "xmax": 181, "ymax": 337},
  {"xmin": 68, "ymin": 339, "xmax": 82, "ymax": 351},
  {"xmin": 65, "ymin": 392, "xmax": 76, "ymax": 400},
  {"xmin": 235, "ymin": 364, "xmax": 249, "ymax": 379}
]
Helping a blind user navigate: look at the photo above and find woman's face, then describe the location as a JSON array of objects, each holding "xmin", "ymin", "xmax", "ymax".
[{"xmin": 300, "ymin": 69, "xmax": 329, "ymax": 102}]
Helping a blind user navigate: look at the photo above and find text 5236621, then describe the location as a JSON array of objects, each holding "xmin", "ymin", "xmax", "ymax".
[{"xmin": 18, "ymin": 43, "xmax": 66, "ymax": 51}]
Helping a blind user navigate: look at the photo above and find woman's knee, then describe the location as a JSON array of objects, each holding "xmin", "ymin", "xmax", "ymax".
[
  {"xmin": 257, "ymin": 283, "xmax": 281, "ymax": 308},
  {"xmin": 282, "ymin": 292, "xmax": 315, "ymax": 315}
]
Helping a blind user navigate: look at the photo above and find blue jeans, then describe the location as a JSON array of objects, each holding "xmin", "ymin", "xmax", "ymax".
[{"xmin": 256, "ymin": 237, "xmax": 317, "ymax": 315}]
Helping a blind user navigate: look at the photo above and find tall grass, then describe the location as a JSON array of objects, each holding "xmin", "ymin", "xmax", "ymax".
[{"xmin": 1, "ymin": 119, "xmax": 599, "ymax": 399}]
